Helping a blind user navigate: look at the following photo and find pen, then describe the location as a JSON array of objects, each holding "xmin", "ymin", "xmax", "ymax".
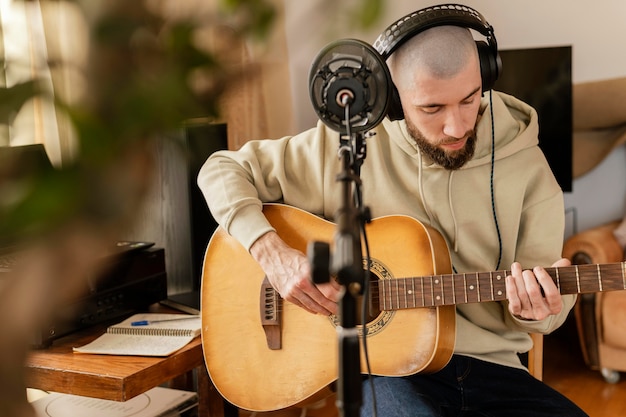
[{"xmin": 130, "ymin": 316, "xmax": 200, "ymax": 326}]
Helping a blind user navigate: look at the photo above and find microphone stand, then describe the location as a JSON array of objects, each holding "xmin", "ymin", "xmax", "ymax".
[
  {"xmin": 310, "ymin": 103, "xmax": 370, "ymax": 417},
  {"xmin": 335, "ymin": 130, "xmax": 367, "ymax": 417}
]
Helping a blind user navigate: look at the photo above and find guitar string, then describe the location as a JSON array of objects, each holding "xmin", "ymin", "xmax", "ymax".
[{"xmin": 271, "ymin": 265, "xmax": 626, "ymax": 314}]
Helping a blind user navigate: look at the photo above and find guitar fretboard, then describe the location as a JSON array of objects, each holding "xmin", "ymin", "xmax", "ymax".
[{"xmin": 375, "ymin": 262, "xmax": 626, "ymax": 310}]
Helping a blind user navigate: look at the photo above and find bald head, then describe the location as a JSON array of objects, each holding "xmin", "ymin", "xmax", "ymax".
[{"xmin": 388, "ymin": 25, "xmax": 478, "ymax": 91}]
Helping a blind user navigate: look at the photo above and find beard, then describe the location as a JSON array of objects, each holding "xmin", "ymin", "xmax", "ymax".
[{"xmin": 406, "ymin": 119, "xmax": 477, "ymax": 170}]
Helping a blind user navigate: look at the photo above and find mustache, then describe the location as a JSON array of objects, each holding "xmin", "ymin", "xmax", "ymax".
[{"xmin": 437, "ymin": 130, "xmax": 475, "ymax": 146}]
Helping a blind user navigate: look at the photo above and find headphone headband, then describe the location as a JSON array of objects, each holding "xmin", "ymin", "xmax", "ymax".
[
  {"xmin": 373, "ymin": 4, "xmax": 497, "ymax": 59},
  {"xmin": 373, "ymin": 3, "xmax": 501, "ymax": 120}
]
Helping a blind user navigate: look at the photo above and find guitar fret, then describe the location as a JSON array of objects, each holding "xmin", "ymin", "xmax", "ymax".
[
  {"xmin": 463, "ymin": 273, "xmax": 468, "ymax": 303},
  {"xmin": 489, "ymin": 272, "xmax": 494, "ymax": 301},
  {"xmin": 466, "ymin": 273, "xmax": 477, "ymax": 303},
  {"xmin": 402, "ymin": 279, "xmax": 407, "ymax": 307},
  {"xmin": 440, "ymin": 275, "xmax": 445, "ymax": 305},
  {"xmin": 476, "ymin": 273, "xmax": 481, "ymax": 302},
  {"xmin": 421, "ymin": 278, "xmax": 425, "ymax": 307},
  {"xmin": 575, "ymin": 265, "xmax": 581, "ymax": 293},
  {"xmin": 622, "ymin": 262, "xmax": 626, "ymax": 290},
  {"xmin": 555, "ymin": 267, "xmax": 561, "ymax": 291},
  {"xmin": 411, "ymin": 278, "xmax": 416, "ymax": 308},
  {"xmin": 496, "ymin": 273, "xmax": 504, "ymax": 299},
  {"xmin": 395, "ymin": 279, "xmax": 400, "ymax": 309},
  {"xmin": 430, "ymin": 276, "xmax": 435, "ymax": 306},
  {"xmin": 427, "ymin": 276, "xmax": 434, "ymax": 307},
  {"xmin": 597, "ymin": 264, "xmax": 602, "ymax": 292},
  {"xmin": 439, "ymin": 276, "xmax": 444, "ymax": 305},
  {"xmin": 405, "ymin": 278, "xmax": 410, "ymax": 308},
  {"xmin": 396, "ymin": 282, "xmax": 400, "ymax": 307},
  {"xmin": 405, "ymin": 279, "xmax": 411, "ymax": 308},
  {"xmin": 451, "ymin": 274, "xmax": 456, "ymax": 305},
  {"xmin": 441, "ymin": 274, "xmax": 454, "ymax": 305},
  {"xmin": 433, "ymin": 276, "xmax": 439, "ymax": 305}
]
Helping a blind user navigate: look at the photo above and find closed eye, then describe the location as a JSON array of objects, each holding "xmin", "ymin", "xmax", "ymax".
[
  {"xmin": 418, "ymin": 86, "xmax": 480, "ymax": 114},
  {"xmin": 421, "ymin": 105, "xmax": 441, "ymax": 114}
]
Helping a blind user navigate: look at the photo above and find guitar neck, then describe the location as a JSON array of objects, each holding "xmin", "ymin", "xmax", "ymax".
[{"xmin": 376, "ymin": 261, "xmax": 626, "ymax": 309}]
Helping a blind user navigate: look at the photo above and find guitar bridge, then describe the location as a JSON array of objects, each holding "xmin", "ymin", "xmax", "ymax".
[{"xmin": 260, "ymin": 277, "xmax": 282, "ymax": 350}]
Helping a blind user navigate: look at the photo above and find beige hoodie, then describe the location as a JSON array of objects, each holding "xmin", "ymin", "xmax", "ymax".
[{"xmin": 198, "ymin": 90, "xmax": 575, "ymax": 370}]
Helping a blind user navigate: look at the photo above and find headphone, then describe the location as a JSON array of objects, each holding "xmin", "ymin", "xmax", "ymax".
[{"xmin": 372, "ymin": 4, "xmax": 502, "ymax": 121}]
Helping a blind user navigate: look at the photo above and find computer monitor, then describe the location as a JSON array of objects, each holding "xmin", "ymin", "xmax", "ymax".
[
  {"xmin": 493, "ymin": 45, "xmax": 573, "ymax": 192},
  {"xmin": 161, "ymin": 121, "xmax": 228, "ymax": 314}
]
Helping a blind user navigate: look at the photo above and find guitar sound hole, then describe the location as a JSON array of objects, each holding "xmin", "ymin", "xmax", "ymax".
[
  {"xmin": 329, "ymin": 262, "xmax": 394, "ymax": 337},
  {"xmin": 353, "ymin": 272, "xmax": 382, "ymax": 325}
]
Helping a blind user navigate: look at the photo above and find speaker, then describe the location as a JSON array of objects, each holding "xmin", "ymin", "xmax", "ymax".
[
  {"xmin": 372, "ymin": 4, "xmax": 502, "ymax": 121},
  {"xmin": 183, "ymin": 121, "xmax": 228, "ymax": 290}
]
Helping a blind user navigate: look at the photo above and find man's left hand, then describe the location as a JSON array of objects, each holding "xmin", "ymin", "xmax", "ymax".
[{"xmin": 505, "ymin": 257, "xmax": 571, "ymax": 321}]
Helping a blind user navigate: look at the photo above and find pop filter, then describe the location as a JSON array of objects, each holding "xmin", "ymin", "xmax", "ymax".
[{"xmin": 309, "ymin": 39, "xmax": 392, "ymax": 133}]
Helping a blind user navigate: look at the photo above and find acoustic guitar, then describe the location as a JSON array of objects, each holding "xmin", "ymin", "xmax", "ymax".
[{"xmin": 200, "ymin": 203, "xmax": 626, "ymax": 412}]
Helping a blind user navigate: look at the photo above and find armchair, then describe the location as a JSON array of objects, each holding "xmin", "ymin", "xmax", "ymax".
[{"xmin": 562, "ymin": 220, "xmax": 626, "ymax": 383}]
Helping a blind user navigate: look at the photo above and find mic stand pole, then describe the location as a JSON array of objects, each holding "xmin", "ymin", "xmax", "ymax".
[{"xmin": 332, "ymin": 131, "xmax": 367, "ymax": 417}]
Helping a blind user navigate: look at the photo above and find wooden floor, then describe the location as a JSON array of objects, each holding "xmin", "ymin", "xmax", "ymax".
[{"xmin": 543, "ymin": 315, "xmax": 626, "ymax": 417}]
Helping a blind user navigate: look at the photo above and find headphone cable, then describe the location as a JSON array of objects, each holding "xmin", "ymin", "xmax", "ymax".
[{"xmin": 489, "ymin": 89, "xmax": 503, "ymax": 270}]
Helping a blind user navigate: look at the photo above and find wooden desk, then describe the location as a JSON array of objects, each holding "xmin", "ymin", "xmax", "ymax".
[{"xmin": 24, "ymin": 307, "xmax": 232, "ymax": 416}]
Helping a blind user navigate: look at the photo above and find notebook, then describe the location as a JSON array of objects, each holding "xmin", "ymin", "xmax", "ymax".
[{"xmin": 72, "ymin": 313, "xmax": 201, "ymax": 356}]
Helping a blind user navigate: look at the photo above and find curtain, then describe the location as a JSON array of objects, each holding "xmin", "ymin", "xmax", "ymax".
[
  {"xmin": 0, "ymin": 0, "xmax": 85, "ymax": 167},
  {"xmin": 0, "ymin": 0, "xmax": 294, "ymax": 162}
]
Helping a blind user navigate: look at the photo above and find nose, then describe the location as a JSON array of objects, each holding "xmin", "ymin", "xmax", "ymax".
[{"xmin": 442, "ymin": 107, "xmax": 467, "ymax": 139}]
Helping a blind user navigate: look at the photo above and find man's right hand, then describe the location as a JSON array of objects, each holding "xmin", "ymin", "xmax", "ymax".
[{"xmin": 250, "ymin": 231, "xmax": 341, "ymax": 316}]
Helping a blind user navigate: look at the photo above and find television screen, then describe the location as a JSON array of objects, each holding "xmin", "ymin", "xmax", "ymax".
[{"xmin": 493, "ymin": 45, "xmax": 573, "ymax": 192}]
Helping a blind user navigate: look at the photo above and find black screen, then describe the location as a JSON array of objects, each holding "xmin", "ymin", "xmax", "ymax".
[
  {"xmin": 183, "ymin": 121, "xmax": 228, "ymax": 290},
  {"xmin": 493, "ymin": 45, "xmax": 573, "ymax": 192}
]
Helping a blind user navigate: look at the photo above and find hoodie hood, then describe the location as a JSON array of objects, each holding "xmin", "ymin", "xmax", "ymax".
[{"xmin": 378, "ymin": 90, "xmax": 541, "ymax": 257}]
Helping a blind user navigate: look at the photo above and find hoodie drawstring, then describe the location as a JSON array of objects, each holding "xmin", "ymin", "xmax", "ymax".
[
  {"xmin": 448, "ymin": 170, "xmax": 459, "ymax": 253},
  {"xmin": 417, "ymin": 149, "xmax": 435, "ymax": 225},
  {"xmin": 417, "ymin": 148, "xmax": 460, "ymax": 254}
]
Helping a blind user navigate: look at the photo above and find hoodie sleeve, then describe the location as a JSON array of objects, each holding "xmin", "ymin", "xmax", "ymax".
[
  {"xmin": 502, "ymin": 157, "xmax": 576, "ymax": 334},
  {"xmin": 197, "ymin": 122, "xmax": 336, "ymax": 251}
]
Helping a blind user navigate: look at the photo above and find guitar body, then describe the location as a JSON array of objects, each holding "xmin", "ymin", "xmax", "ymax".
[{"xmin": 201, "ymin": 204, "xmax": 456, "ymax": 412}]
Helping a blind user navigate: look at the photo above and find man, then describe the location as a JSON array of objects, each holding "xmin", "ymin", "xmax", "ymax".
[{"xmin": 198, "ymin": 6, "xmax": 587, "ymax": 416}]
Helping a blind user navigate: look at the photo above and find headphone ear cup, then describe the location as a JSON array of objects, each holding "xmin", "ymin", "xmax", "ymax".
[
  {"xmin": 475, "ymin": 40, "xmax": 501, "ymax": 92},
  {"xmin": 387, "ymin": 84, "xmax": 404, "ymax": 121}
]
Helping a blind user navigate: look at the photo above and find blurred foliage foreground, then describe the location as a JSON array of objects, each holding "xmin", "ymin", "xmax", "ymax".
[
  {"xmin": 0, "ymin": 0, "xmax": 386, "ymax": 415},
  {"xmin": 1, "ymin": 0, "xmax": 276, "ymax": 244},
  {"xmin": 0, "ymin": 1, "xmax": 275, "ymax": 416}
]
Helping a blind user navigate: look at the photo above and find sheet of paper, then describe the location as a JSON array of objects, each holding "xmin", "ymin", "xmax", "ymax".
[
  {"xmin": 31, "ymin": 386, "xmax": 198, "ymax": 417},
  {"xmin": 72, "ymin": 333, "xmax": 194, "ymax": 356}
]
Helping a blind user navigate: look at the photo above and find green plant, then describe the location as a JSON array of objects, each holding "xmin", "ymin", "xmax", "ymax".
[{"xmin": 0, "ymin": 0, "xmax": 278, "ymax": 242}]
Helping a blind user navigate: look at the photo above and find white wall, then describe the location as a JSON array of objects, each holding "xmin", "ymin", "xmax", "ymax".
[
  {"xmin": 564, "ymin": 145, "xmax": 626, "ymax": 237},
  {"xmin": 282, "ymin": 0, "xmax": 626, "ymax": 239}
]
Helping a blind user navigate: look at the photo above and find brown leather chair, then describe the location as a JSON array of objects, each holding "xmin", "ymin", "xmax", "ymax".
[{"xmin": 562, "ymin": 220, "xmax": 626, "ymax": 383}]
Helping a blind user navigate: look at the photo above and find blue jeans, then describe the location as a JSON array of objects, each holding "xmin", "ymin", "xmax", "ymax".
[{"xmin": 359, "ymin": 355, "xmax": 588, "ymax": 417}]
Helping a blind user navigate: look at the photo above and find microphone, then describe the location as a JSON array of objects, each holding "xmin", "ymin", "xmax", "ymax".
[{"xmin": 309, "ymin": 38, "xmax": 392, "ymax": 133}]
